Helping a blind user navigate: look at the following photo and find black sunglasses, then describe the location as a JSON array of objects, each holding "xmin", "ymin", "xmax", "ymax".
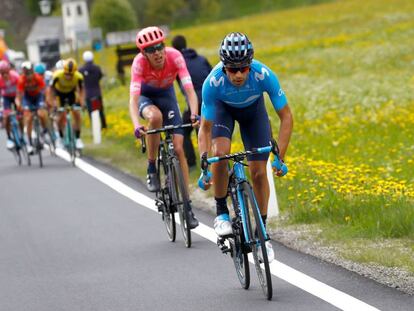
[
  {"xmin": 225, "ymin": 65, "xmax": 250, "ymax": 74},
  {"xmin": 144, "ymin": 43, "xmax": 165, "ymax": 54}
]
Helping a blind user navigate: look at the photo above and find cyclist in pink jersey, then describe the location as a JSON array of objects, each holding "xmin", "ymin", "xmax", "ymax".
[
  {"xmin": 0, "ymin": 60, "xmax": 21, "ymax": 149},
  {"xmin": 129, "ymin": 26, "xmax": 199, "ymax": 228}
]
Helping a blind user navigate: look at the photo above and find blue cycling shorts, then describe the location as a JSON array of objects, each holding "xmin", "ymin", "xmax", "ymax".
[
  {"xmin": 23, "ymin": 93, "xmax": 44, "ymax": 110},
  {"xmin": 138, "ymin": 84, "xmax": 183, "ymax": 135},
  {"xmin": 212, "ymin": 95, "xmax": 271, "ymax": 161},
  {"xmin": 2, "ymin": 96, "xmax": 16, "ymax": 110}
]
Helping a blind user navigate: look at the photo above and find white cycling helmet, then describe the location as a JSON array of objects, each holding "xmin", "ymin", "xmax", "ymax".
[
  {"xmin": 55, "ymin": 60, "xmax": 64, "ymax": 70},
  {"xmin": 83, "ymin": 50, "xmax": 94, "ymax": 62}
]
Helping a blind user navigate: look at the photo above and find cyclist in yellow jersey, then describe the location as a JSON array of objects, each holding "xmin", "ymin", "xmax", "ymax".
[{"xmin": 51, "ymin": 58, "xmax": 85, "ymax": 149}]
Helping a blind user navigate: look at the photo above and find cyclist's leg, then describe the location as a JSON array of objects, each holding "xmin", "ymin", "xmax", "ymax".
[
  {"xmin": 22, "ymin": 96, "xmax": 34, "ymax": 146},
  {"xmin": 37, "ymin": 95, "xmax": 48, "ymax": 130},
  {"xmin": 56, "ymin": 92, "xmax": 66, "ymax": 139},
  {"xmin": 140, "ymin": 96, "xmax": 162, "ymax": 163},
  {"xmin": 155, "ymin": 87, "xmax": 191, "ymax": 191},
  {"xmin": 2, "ymin": 97, "xmax": 13, "ymax": 142},
  {"xmin": 68, "ymin": 92, "xmax": 82, "ymax": 140},
  {"xmin": 211, "ymin": 100, "xmax": 234, "ymax": 203},
  {"xmin": 239, "ymin": 96, "xmax": 271, "ymax": 217}
]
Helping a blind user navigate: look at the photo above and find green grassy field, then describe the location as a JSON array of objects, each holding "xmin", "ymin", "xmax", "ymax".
[{"xmin": 82, "ymin": 0, "xmax": 414, "ymax": 272}]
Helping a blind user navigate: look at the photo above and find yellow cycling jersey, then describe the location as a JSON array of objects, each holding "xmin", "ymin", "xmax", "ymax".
[{"xmin": 52, "ymin": 69, "xmax": 84, "ymax": 93}]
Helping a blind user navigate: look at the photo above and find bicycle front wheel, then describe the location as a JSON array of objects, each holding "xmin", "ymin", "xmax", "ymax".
[
  {"xmin": 242, "ymin": 182, "xmax": 273, "ymax": 300},
  {"xmin": 171, "ymin": 158, "xmax": 191, "ymax": 248},
  {"xmin": 157, "ymin": 151, "xmax": 176, "ymax": 242},
  {"xmin": 228, "ymin": 188, "xmax": 250, "ymax": 289},
  {"xmin": 66, "ymin": 120, "xmax": 76, "ymax": 166},
  {"xmin": 34, "ymin": 119, "xmax": 43, "ymax": 168},
  {"xmin": 10, "ymin": 128, "xmax": 22, "ymax": 165}
]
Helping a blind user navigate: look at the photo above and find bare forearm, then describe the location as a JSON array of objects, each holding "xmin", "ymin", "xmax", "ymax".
[
  {"xmin": 277, "ymin": 105, "xmax": 293, "ymax": 159},
  {"xmin": 198, "ymin": 119, "xmax": 212, "ymax": 155},
  {"xmin": 185, "ymin": 88, "xmax": 198, "ymax": 115},
  {"xmin": 129, "ymin": 94, "xmax": 140, "ymax": 128}
]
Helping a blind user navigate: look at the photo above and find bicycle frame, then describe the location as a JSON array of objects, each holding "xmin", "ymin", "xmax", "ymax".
[{"xmin": 232, "ymin": 161, "xmax": 269, "ymax": 245}]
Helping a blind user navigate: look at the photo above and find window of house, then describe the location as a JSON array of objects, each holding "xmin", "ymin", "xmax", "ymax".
[{"xmin": 77, "ymin": 5, "xmax": 82, "ymax": 16}]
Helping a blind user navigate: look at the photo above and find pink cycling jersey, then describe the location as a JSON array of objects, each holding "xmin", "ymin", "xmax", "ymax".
[
  {"xmin": 0, "ymin": 69, "xmax": 19, "ymax": 97},
  {"xmin": 130, "ymin": 47, "xmax": 193, "ymax": 96}
]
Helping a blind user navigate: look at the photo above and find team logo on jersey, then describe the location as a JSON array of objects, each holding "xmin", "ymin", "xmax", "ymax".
[
  {"xmin": 278, "ymin": 89, "xmax": 285, "ymax": 96},
  {"xmin": 209, "ymin": 76, "xmax": 224, "ymax": 87},
  {"xmin": 254, "ymin": 67, "xmax": 270, "ymax": 81},
  {"xmin": 168, "ymin": 110, "xmax": 175, "ymax": 119}
]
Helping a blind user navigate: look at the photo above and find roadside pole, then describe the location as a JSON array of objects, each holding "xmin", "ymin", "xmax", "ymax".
[
  {"xmin": 267, "ymin": 159, "xmax": 279, "ymax": 217},
  {"xmin": 91, "ymin": 110, "xmax": 101, "ymax": 144}
]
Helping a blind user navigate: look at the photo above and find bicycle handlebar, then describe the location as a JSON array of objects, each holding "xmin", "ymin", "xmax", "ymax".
[
  {"xmin": 141, "ymin": 122, "xmax": 194, "ymax": 154},
  {"xmin": 198, "ymin": 140, "xmax": 287, "ymax": 190},
  {"xmin": 145, "ymin": 123, "xmax": 194, "ymax": 135}
]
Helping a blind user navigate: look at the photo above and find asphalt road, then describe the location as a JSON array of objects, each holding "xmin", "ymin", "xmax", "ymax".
[{"xmin": 0, "ymin": 131, "xmax": 413, "ymax": 311}]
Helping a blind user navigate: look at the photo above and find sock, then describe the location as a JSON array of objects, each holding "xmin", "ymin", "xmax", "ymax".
[
  {"xmin": 59, "ymin": 130, "xmax": 64, "ymax": 138},
  {"xmin": 75, "ymin": 130, "xmax": 80, "ymax": 139},
  {"xmin": 215, "ymin": 196, "xmax": 229, "ymax": 216},
  {"xmin": 147, "ymin": 160, "xmax": 156, "ymax": 174},
  {"xmin": 261, "ymin": 214, "xmax": 267, "ymax": 228}
]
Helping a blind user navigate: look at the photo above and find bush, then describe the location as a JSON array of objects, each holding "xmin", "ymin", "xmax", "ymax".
[{"xmin": 90, "ymin": 0, "xmax": 138, "ymax": 35}]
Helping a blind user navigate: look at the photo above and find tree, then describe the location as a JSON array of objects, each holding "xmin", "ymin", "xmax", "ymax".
[
  {"xmin": 143, "ymin": 0, "xmax": 185, "ymax": 26},
  {"xmin": 90, "ymin": 0, "xmax": 138, "ymax": 35}
]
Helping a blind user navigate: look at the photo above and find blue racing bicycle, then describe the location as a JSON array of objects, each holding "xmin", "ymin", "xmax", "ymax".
[{"xmin": 199, "ymin": 140, "xmax": 287, "ymax": 300}]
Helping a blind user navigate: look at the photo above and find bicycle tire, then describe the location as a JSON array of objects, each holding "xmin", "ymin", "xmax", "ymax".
[
  {"xmin": 47, "ymin": 126, "xmax": 56, "ymax": 156},
  {"xmin": 10, "ymin": 127, "xmax": 22, "ymax": 165},
  {"xmin": 171, "ymin": 158, "xmax": 191, "ymax": 248},
  {"xmin": 157, "ymin": 150, "xmax": 176, "ymax": 242},
  {"xmin": 34, "ymin": 117, "xmax": 43, "ymax": 168},
  {"xmin": 66, "ymin": 117, "xmax": 76, "ymax": 166},
  {"xmin": 242, "ymin": 182, "xmax": 273, "ymax": 300},
  {"xmin": 228, "ymin": 184, "xmax": 250, "ymax": 289}
]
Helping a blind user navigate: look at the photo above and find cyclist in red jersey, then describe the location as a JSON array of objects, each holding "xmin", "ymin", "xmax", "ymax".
[
  {"xmin": 129, "ymin": 26, "xmax": 199, "ymax": 228},
  {"xmin": 16, "ymin": 61, "xmax": 48, "ymax": 154},
  {"xmin": 0, "ymin": 60, "xmax": 21, "ymax": 149}
]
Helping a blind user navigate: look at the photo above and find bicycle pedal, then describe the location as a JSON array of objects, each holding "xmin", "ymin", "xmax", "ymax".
[{"xmin": 217, "ymin": 238, "xmax": 231, "ymax": 254}]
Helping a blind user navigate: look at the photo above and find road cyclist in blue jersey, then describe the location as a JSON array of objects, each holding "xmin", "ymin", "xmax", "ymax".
[{"xmin": 198, "ymin": 32, "xmax": 293, "ymax": 262}]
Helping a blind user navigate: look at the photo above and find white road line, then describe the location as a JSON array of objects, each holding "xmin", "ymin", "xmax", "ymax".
[{"xmin": 56, "ymin": 150, "xmax": 381, "ymax": 311}]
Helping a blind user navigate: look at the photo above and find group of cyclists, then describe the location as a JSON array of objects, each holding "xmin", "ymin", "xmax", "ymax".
[
  {"xmin": 1, "ymin": 25, "xmax": 294, "ymax": 262},
  {"xmin": 0, "ymin": 55, "xmax": 86, "ymax": 155},
  {"xmin": 129, "ymin": 27, "xmax": 293, "ymax": 261}
]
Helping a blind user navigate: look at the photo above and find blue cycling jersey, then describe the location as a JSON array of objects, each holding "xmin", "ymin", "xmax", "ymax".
[{"xmin": 201, "ymin": 59, "xmax": 287, "ymax": 121}]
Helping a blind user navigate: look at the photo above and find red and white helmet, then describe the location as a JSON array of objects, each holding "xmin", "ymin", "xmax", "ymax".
[
  {"xmin": 135, "ymin": 26, "xmax": 165, "ymax": 50},
  {"xmin": 0, "ymin": 60, "xmax": 11, "ymax": 73}
]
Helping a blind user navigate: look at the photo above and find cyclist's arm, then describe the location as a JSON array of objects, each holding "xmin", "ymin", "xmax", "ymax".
[
  {"xmin": 198, "ymin": 81, "xmax": 216, "ymax": 155},
  {"xmin": 275, "ymin": 105, "xmax": 293, "ymax": 160},
  {"xmin": 184, "ymin": 87, "xmax": 198, "ymax": 116},
  {"xmin": 77, "ymin": 78, "xmax": 85, "ymax": 106},
  {"xmin": 129, "ymin": 93, "xmax": 140, "ymax": 129},
  {"xmin": 129, "ymin": 58, "xmax": 144, "ymax": 129},
  {"xmin": 175, "ymin": 51, "xmax": 198, "ymax": 115},
  {"xmin": 198, "ymin": 117, "xmax": 212, "ymax": 156},
  {"xmin": 15, "ymin": 78, "xmax": 24, "ymax": 107},
  {"xmin": 258, "ymin": 63, "xmax": 293, "ymax": 159}
]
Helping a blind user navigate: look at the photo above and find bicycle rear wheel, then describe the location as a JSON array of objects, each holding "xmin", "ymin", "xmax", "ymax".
[
  {"xmin": 171, "ymin": 158, "xmax": 191, "ymax": 248},
  {"xmin": 229, "ymin": 187, "xmax": 250, "ymax": 289},
  {"xmin": 157, "ymin": 151, "xmax": 176, "ymax": 242},
  {"xmin": 242, "ymin": 182, "xmax": 273, "ymax": 300}
]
